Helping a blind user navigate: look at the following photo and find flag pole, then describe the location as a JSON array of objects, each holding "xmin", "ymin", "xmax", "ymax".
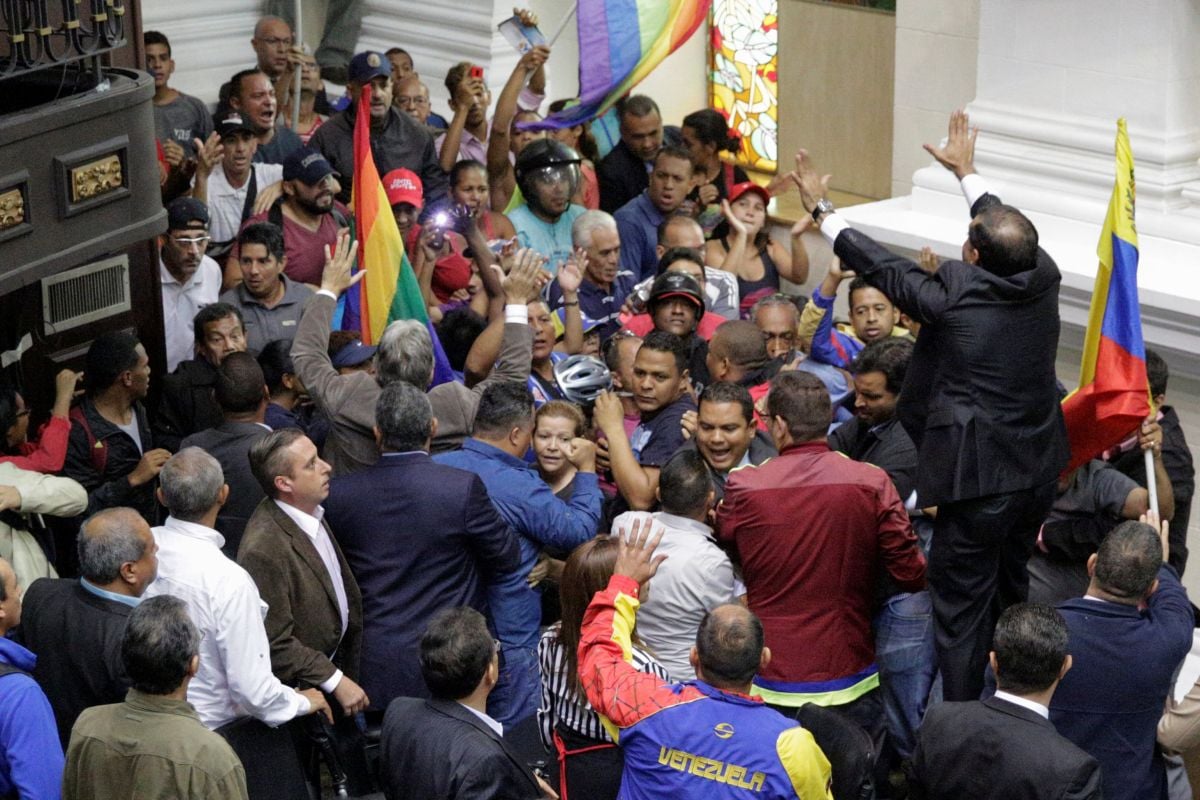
[
  {"xmin": 548, "ymin": 2, "xmax": 578, "ymax": 48},
  {"xmin": 1145, "ymin": 448, "xmax": 1159, "ymax": 517},
  {"xmin": 292, "ymin": 0, "xmax": 302, "ymax": 132}
]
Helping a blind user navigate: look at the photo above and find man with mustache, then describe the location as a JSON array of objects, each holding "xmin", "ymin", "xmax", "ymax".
[
  {"xmin": 309, "ymin": 51, "xmax": 447, "ymax": 206},
  {"xmin": 227, "ymin": 147, "xmax": 348, "ymax": 290}
]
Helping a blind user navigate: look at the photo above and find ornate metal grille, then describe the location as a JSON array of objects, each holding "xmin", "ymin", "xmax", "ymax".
[{"xmin": 0, "ymin": 0, "xmax": 127, "ymax": 80}]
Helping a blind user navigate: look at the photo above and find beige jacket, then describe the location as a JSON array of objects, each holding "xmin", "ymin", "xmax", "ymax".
[{"xmin": 0, "ymin": 462, "xmax": 87, "ymax": 591}]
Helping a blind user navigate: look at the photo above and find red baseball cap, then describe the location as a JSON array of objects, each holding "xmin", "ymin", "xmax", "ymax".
[
  {"xmin": 728, "ymin": 181, "xmax": 772, "ymax": 206},
  {"xmin": 383, "ymin": 168, "xmax": 423, "ymax": 209}
]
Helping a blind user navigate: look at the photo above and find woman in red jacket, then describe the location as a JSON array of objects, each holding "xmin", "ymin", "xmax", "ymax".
[{"xmin": 0, "ymin": 369, "xmax": 82, "ymax": 473}]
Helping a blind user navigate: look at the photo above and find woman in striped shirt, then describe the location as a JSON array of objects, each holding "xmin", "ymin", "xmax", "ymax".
[{"xmin": 538, "ymin": 536, "xmax": 670, "ymax": 800}]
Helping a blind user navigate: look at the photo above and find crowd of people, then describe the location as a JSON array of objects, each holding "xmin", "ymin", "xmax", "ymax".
[{"xmin": 0, "ymin": 11, "xmax": 1197, "ymax": 800}]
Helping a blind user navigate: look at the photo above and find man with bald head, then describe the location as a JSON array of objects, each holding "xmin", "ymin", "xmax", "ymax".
[
  {"xmin": 656, "ymin": 215, "xmax": 739, "ymax": 319},
  {"xmin": 579, "ymin": 522, "xmax": 833, "ymax": 798},
  {"xmin": 706, "ymin": 320, "xmax": 778, "ymax": 420},
  {"xmin": 18, "ymin": 507, "xmax": 158, "ymax": 747},
  {"xmin": 393, "ymin": 75, "xmax": 437, "ymax": 130}
]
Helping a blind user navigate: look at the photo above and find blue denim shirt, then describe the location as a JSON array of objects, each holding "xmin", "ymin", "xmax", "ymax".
[
  {"xmin": 614, "ymin": 192, "xmax": 666, "ymax": 281},
  {"xmin": 434, "ymin": 439, "xmax": 602, "ymax": 649}
]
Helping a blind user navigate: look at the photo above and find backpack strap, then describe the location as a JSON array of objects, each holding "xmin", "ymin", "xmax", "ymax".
[{"xmin": 69, "ymin": 404, "xmax": 108, "ymax": 475}]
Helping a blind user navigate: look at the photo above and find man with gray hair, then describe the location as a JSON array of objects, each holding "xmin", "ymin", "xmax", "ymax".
[
  {"xmin": 292, "ymin": 231, "xmax": 539, "ymax": 474},
  {"xmin": 324, "ymin": 381, "xmax": 521, "ymax": 710},
  {"xmin": 545, "ymin": 209, "xmax": 635, "ymax": 341},
  {"xmin": 17, "ymin": 508, "xmax": 158, "ymax": 747},
  {"xmin": 144, "ymin": 448, "xmax": 330, "ymax": 798},
  {"xmin": 64, "ymin": 595, "xmax": 249, "ymax": 799}
]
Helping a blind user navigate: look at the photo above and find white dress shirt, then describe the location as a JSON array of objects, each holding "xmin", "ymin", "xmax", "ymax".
[
  {"xmin": 160, "ymin": 255, "xmax": 222, "ymax": 372},
  {"xmin": 611, "ymin": 511, "xmax": 741, "ymax": 681},
  {"xmin": 145, "ymin": 516, "xmax": 310, "ymax": 729},
  {"xmin": 460, "ymin": 702, "xmax": 504, "ymax": 737},
  {"xmin": 993, "ymin": 689, "xmax": 1050, "ymax": 720},
  {"xmin": 273, "ymin": 500, "xmax": 350, "ymax": 693}
]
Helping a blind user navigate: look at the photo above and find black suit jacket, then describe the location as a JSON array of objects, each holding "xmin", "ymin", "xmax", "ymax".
[
  {"xmin": 181, "ymin": 420, "xmax": 269, "ymax": 557},
  {"xmin": 237, "ymin": 498, "xmax": 363, "ymax": 688},
  {"xmin": 828, "ymin": 415, "xmax": 918, "ymax": 501},
  {"xmin": 597, "ymin": 140, "xmax": 649, "ymax": 213},
  {"xmin": 154, "ymin": 358, "xmax": 224, "ymax": 453},
  {"xmin": 323, "ymin": 452, "xmax": 520, "ymax": 710},
  {"xmin": 380, "ymin": 697, "xmax": 541, "ymax": 800},
  {"xmin": 833, "ymin": 194, "xmax": 1069, "ymax": 505},
  {"xmin": 912, "ymin": 696, "xmax": 1102, "ymax": 800},
  {"xmin": 14, "ymin": 578, "xmax": 132, "ymax": 747}
]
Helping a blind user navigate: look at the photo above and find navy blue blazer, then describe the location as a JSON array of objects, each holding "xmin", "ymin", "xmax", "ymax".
[
  {"xmin": 324, "ymin": 451, "xmax": 521, "ymax": 710},
  {"xmin": 1050, "ymin": 565, "xmax": 1193, "ymax": 800},
  {"xmin": 833, "ymin": 193, "xmax": 1069, "ymax": 506}
]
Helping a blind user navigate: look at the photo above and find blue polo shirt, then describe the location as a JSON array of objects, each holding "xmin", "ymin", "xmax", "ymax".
[
  {"xmin": 614, "ymin": 192, "xmax": 666, "ymax": 281},
  {"xmin": 434, "ymin": 438, "xmax": 602, "ymax": 649}
]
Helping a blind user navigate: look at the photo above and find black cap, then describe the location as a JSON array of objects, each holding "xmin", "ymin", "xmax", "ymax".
[
  {"xmin": 283, "ymin": 148, "xmax": 337, "ymax": 185},
  {"xmin": 215, "ymin": 113, "xmax": 254, "ymax": 139},
  {"xmin": 166, "ymin": 196, "xmax": 209, "ymax": 232},
  {"xmin": 647, "ymin": 271, "xmax": 704, "ymax": 312}
]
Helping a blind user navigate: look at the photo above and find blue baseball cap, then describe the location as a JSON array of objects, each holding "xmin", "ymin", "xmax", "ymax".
[
  {"xmin": 348, "ymin": 51, "xmax": 391, "ymax": 85},
  {"xmin": 283, "ymin": 148, "xmax": 338, "ymax": 186}
]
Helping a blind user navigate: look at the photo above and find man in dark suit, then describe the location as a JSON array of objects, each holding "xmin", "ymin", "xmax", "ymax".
[
  {"xmin": 180, "ymin": 351, "xmax": 270, "ymax": 557},
  {"xmin": 792, "ymin": 109, "xmax": 1069, "ymax": 701},
  {"xmin": 597, "ymin": 95, "xmax": 666, "ymax": 213},
  {"xmin": 17, "ymin": 507, "xmax": 158, "ymax": 747},
  {"xmin": 240, "ymin": 427, "xmax": 369, "ymax": 792},
  {"xmin": 912, "ymin": 602, "xmax": 1101, "ymax": 800},
  {"xmin": 380, "ymin": 606, "xmax": 550, "ymax": 800},
  {"xmin": 1050, "ymin": 517, "xmax": 1193, "ymax": 800},
  {"xmin": 323, "ymin": 381, "xmax": 521, "ymax": 712}
]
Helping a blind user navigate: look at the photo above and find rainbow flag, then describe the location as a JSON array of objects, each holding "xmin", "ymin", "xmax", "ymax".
[
  {"xmin": 343, "ymin": 82, "xmax": 454, "ymax": 386},
  {"xmin": 529, "ymin": 0, "xmax": 710, "ymax": 131},
  {"xmin": 1060, "ymin": 118, "xmax": 1150, "ymax": 473}
]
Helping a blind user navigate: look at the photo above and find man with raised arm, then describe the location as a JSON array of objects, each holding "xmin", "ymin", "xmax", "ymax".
[{"xmin": 791, "ymin": 110, "xmax": 1069, "ymax": 702}]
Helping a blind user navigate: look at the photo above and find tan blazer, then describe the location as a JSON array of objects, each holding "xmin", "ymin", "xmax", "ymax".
[
  {"xmin": 291, "ymin": 292, "xmax": 533, "ymax": 475},
  {"xmin": 237, "ymin": 498, "xmax": 363, "ymax": 688}
]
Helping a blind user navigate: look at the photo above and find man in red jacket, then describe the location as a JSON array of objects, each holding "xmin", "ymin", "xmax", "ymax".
[{"xmin": 716, "ymin": 371, "xmax": 926, "ymax": 749}]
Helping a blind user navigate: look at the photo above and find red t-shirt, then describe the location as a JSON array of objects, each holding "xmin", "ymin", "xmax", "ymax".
[
  {"xmin": 234, "ymin": 202, "xmax": 350, "ymax": 286},
  {"xmin": 618, "ymin": 310, "xmax": 726, "ymax": 341}
]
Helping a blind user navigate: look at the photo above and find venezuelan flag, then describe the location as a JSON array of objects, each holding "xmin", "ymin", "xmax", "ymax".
[
  {"xmin": 531, "ymin": 0, "xmax": 711, "ymax": 130},
  {"xmin": 344, "ymin": 82, "xmax": 454, "ymax": 386},
  {"xmin": 1060, "ymin": 118, "xmax": 1150, "ymax": 473}
]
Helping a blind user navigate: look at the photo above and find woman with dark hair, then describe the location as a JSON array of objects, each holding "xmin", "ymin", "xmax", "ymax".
[
  {"xmin": 681, "ymin": 109, "xmax": 750, "ymax": 233},
  {"xmin": 0, "ymin": 369, "xmax": 81, "ymax": 473},
  {"xmin": 449, "ymin": 159, "xmax": 517, "ymax": 242},
  {"xmin": 549, "ymin": 98, "xmax": 600, "ymax": 210},
  {"xmin": 537, "ymin": 537, "xmax": 669, "ymax": 800}
]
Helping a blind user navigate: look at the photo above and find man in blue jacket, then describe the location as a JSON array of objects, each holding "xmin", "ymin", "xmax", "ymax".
[
  {"xmin": 436, "ymin": 381, "xmax": 602, "ymax": 726},
  {"xmin": 0, "ymin": 555, "xmax": 64, "ymax": 798},
  {"xmin": 1050, "ymin": 515, "xmax": 1193, "ymax": 799}
]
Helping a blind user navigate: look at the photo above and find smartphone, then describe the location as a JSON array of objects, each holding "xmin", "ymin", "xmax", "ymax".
[
  {"xmin": 469, "ymin": 65, "xmax": 484, "ymax": 81},
  {"xmin": 497, "ymin": 15, "xmax": 546, "ymax": 55}
]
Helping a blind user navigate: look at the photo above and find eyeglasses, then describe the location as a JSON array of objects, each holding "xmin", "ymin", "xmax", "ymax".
[
  {"xmin": 395, "ymin": 96, "xmax": 429, "ymax": 107},
  {"xmin": 170, "ymin": 234, "xmax": 211, "ymax": 249},
  {"xmin": 258, "ymin": 36, "xmax": 293, "ymax": 48}
]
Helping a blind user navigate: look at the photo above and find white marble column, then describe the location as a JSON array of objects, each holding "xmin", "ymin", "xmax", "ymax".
[{"xmin": 845, "ymin": 0, "xmax": 1200, "ymax": 376}]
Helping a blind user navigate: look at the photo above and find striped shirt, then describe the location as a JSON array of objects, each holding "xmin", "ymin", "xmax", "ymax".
[{"xmin": 538, "ymin": 624, "xmax": 669, "ymax": 748}]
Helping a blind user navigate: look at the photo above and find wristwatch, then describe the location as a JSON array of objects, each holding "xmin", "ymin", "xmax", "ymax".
[{"xmin": 811, "ymin": 198, "xmax": 836, "ymax": 224}]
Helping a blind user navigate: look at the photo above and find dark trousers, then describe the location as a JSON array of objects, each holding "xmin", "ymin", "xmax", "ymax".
[
  {"xmin": 215, "ymin": 717, "xmax": 309, "ymax": 800},
  {"xmin": 930, "ymin": 481, "xmax": 1057, "ymax": 701}
]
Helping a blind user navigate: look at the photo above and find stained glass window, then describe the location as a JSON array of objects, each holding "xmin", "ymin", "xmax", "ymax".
[{"xmin": 709, "ymin": 0, "xmax": 779, "ymax": 172}]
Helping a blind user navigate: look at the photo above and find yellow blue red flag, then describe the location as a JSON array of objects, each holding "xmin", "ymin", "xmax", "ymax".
[{"xmin": 1060, "ymin": 118, "xmax": 1150, "ymax": 472}]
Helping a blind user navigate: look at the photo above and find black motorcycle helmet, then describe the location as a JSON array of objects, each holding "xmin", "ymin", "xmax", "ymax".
[
  {"xmin": 646, "ymin": 271, "xmax": 705, "ymax": 316},
  {"xmin": 515, "ymin": 139, "xmax": 582, "ymax": 217}
]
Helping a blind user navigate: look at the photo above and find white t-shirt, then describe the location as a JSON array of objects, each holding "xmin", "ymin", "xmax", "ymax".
[
  {"xmin": 159, "ymin": 256, "xmax": 222, "ymax": 372},
  {"xmin": 202, "ymin": 163, "xmax": 285, "ymax": 244}
]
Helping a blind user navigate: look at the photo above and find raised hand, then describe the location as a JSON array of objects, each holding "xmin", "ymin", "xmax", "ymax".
[
  {"xmin": 319, "ymin": 230, "xmax": 363, "ymax": 297},
  {"xmin": 558, "ymin": 248, "xmax": 586, "ymax": 295},
  {"xmin": 592, "ymin": 391, "xmax": 625, "ymax": 436},
  {"xmin": 192, "ymin": 132, "xmax": 224, "ymax": 177},
  {"xmin": 918, "ymin": 246, "xmax": 941, "ymax": 274},
  {"xmin": 789, "ymin": 151, "xmax": 832, "ymax": 214},
  {"xmin": 923, "ymin": 108, "xmax": 978, "ymax": 180},
  {"xmin": 162, "ymin": 139, "xmax": 185, "ymax": 168},
  {"xmin": 612, "ymin": 516, "xmax": 668, "ymax": 586},
  {"xmin": 501, "ymin": 248, "xmax": 544, "ymax": 304},
  {"xmin": 721, "ymin": 199, "xmax": 749, "ymax": 239}
]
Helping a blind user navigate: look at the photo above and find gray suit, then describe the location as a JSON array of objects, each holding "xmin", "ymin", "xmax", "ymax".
[
  {"xmin": 181, "ymin": 421, "xmax": 270, "ymax": 557},
  {"xmin": 291, "ymin": 293, "xmax": 532, "ymax": 475}
]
